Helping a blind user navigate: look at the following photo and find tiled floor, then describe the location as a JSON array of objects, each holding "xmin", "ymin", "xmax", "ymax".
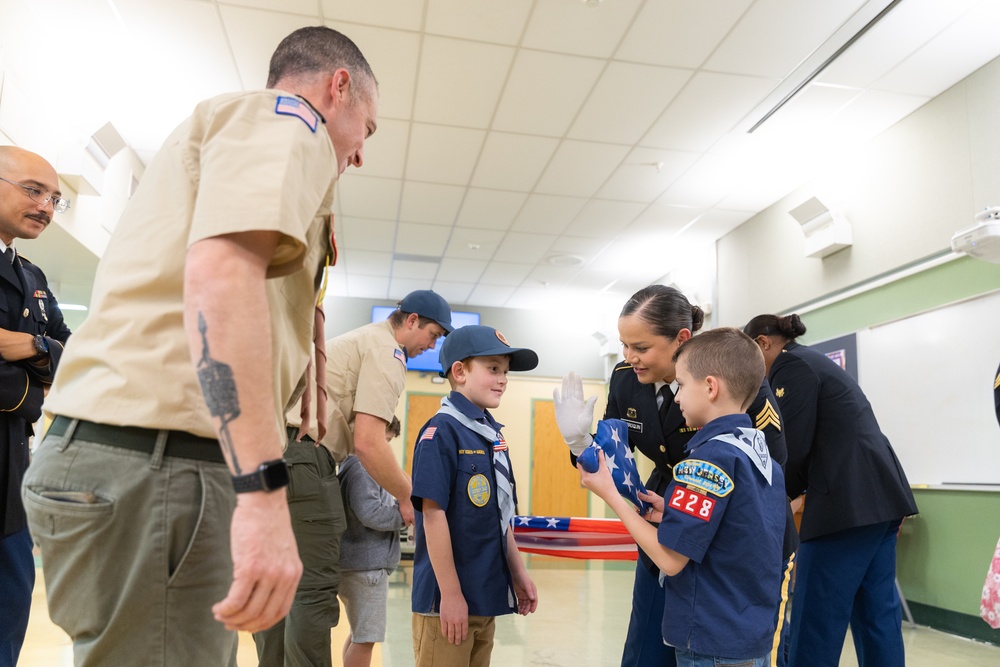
[{"xmin": 21, "ymin": 558, "xmax": 1000, "ymax": 666}]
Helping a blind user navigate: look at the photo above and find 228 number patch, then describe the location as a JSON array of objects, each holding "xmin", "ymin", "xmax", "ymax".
[{"xmin": 668, "ymin": 487, "xmax": 715, "ymax": 522}]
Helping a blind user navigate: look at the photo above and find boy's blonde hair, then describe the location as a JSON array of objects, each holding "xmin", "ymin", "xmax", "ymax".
[{"xmin": 672, "ymin": 327, "xmax": 765, "ymax": 410}]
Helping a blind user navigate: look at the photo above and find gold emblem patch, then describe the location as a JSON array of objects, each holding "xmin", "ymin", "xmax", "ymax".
[
  {"xmin": 776, "ymin": 387, "xmax": 785, "ymax": 398},
  {"xmin": 627, "ymin": 407, "xmax": 637, "ymax": 419},
  {"xmin": 468, "ymin": 474, "xmax": 491, "ymax": 507}
]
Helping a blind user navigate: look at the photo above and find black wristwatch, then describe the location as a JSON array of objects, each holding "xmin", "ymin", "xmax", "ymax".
[
  {"xmin": 232, "ymin": 459, "xmax": 290, "ymax": 494},
  {"xmin": 28, "ymin": 335, "xmax": 49, "ymax": 363}
]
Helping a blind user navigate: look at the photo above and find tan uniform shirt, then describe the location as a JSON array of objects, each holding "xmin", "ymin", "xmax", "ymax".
[
  {"xmin": 316, "ymin": 320, "xmax": 407, "ymax": 462},
  {"xmin": 47, "ymin": 90, "xmax": 337, "ymax": 438}
]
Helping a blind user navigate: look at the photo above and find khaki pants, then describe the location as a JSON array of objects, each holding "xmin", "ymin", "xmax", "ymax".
[
  {"xmin": 253, "ymin": 438, "xmax": 345, "ymax": 667},
  {"xmin": 412, "ymin": 613, "xmax": 495, "ymax": 667},
  {"xmin": 23, "ymin": 429, "xmax": 238, "ymax": 667}
]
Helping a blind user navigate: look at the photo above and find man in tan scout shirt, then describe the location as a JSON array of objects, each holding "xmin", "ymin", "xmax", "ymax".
[
  {"xmin": 21, "ymin": 26, "xmax": 378, "ymax": 666},
  {"xmin": 254, "ymin": 290, "xmax": 453, "ymax": 667}
]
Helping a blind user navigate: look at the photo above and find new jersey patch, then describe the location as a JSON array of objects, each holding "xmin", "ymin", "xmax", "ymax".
[
  {"xmin": 468, "ymin": 473, "xmax": 490, "ymax": 507},
  {"xmin": 275, "ymin": 96, "xmax": 318, "ymax": 132},
  {"xmin": 667, "ymin": 486, "xmax": 715, "ymax": 522},
  {"xmin": 673, "ymin": 459, "xmax": 734, "ymax": 497}
]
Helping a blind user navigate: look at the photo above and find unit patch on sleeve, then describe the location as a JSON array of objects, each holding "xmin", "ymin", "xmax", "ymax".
[
  {"xmin": 673, "ymin": 459, "xmax": 734, "ymax": 497},
  {"xmin": 667, "ymin": 486, "xmax": 715, "ymax": 522},
  {"xmin": 393, "ymin": 348, "xmax": 406, "ymax": 365}
]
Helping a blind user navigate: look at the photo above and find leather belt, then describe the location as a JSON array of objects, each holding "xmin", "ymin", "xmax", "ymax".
[{"xmin": 47, "ymin": 416, "xmax": 226, "ymax": 464}]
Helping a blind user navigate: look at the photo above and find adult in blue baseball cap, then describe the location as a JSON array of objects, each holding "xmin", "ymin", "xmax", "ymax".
[{"xmin": 390, "ymin": 290, "xmax": 453, "ymax": 359}]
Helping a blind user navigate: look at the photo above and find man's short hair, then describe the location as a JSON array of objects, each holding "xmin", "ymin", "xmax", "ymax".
[
  {"xmin": 266, "ymin": 25, "xmax": 377, "ymax": 101},
  {"xmin": 673, "ymin": 327, "xmax": 764, "ymax": 410}
]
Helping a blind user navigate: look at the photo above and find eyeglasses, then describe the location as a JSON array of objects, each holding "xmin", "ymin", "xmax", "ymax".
[{"xmin": 0, "ymin": 176, "xmax": 71, "ymax": 213}]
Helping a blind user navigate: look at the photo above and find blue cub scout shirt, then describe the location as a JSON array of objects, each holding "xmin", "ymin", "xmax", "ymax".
[
  {"xmin": 657, "ymin": 413, "xmax": 786, "ymax": 659},
  {"xmin": 410, "ymin": 391, "xmax": 516, "ymax": 617}
]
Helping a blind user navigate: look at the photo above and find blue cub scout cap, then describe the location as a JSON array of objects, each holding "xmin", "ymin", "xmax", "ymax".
[
  {"xmin": 399, "ymin": 290, "xmax": 453, "ymax": 333},
  {"xmin": 438, "ymin": 325, "xmax": 539, "ymax": 378}
]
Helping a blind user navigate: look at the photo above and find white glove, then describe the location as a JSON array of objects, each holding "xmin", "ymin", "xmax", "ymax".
[{"xmin": 552, "ymin": 371, "xmax": 597, "ymax": 456}]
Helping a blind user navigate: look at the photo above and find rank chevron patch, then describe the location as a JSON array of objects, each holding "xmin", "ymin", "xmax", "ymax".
[{"xmin": 755, "ymin": 399, "xmax": 781, "ymax": 431}]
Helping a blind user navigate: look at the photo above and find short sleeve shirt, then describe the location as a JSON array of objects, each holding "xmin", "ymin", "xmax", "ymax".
[
  {"xmin": 46, "ymin": 90, "xmax": 337, "ymax": 437},
  {"xmin": 322, "ymin": 320, "xmax": 407, "ymax": 461},
  {"xmin": 657, "ymin": 414, "xmax": 786, "ymax": 658}
]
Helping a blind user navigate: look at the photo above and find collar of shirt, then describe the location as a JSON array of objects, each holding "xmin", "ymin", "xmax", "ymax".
[
  {"xmin": 1, "ymin": 240, "xmax": 13, "ymax": 261},
  {"xmin": 684, "ymin": 413, "xmax": 752, "ymax": 454},
  {"xmin": 446, "ymin": 390, "xmax": 504, "ymax": 431}
]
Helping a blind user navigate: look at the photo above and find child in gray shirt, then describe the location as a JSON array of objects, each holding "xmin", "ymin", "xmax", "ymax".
[{"xmin": 338, "ymin": 417, "xmax": 406, "ymax": 667}]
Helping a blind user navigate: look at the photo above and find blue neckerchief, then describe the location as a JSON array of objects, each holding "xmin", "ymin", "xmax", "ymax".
[{"xmin": 687, "ymin": 413, "xmax": 772, "ymax": 484}]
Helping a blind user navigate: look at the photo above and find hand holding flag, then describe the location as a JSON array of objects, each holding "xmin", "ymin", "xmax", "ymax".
[{"xmin": 577, "ymin": 419, "xmax": 648, "ymax": 514}]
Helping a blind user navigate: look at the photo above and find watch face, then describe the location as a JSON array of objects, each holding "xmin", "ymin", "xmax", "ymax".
[{"xmin": 261, "ymin": 460, "xmax": 290, "ymax": 490}]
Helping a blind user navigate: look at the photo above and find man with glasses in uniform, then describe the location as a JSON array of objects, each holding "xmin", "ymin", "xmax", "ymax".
[
  {"xmin": 0, "ymin": 146, "xmax": 72, "ymax": 667},
  {"xmin": 255, "ymin": 289, "xmax": 453, "ymax": 667},
  {"xmin": 22, "ymin": 26, "xmax": 379, "ymax": 666}
]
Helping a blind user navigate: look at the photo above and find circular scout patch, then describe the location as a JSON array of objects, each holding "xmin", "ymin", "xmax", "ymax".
[
  {"xmin": 672, "ymin": 459, "xmax": 734, "ymax": 497},
  {"xmin": 468, "ymin": 474, "xmax": 491, "ymax": 507}
]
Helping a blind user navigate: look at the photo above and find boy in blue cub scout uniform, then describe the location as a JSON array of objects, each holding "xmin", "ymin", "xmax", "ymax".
[
  {"xmin": 580, "ymin": 328, "xmax": 786, "ymax": 667},
  {"xmin": 410, "ymin": 325, "xmax": 539, "ymax": 667}
]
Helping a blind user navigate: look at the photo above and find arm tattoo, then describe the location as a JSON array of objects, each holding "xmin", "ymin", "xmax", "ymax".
[{"xmin": 196, "ymin": 312, "xmax": 243, "ymax": 473}]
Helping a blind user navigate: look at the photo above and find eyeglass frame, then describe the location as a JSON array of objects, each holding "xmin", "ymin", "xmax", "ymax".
[{"xmin": 0, "ymin": 176, "xmax": 71, "ymax": 213}]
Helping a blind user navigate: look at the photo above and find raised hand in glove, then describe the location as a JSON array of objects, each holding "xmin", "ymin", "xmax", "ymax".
[{"xmin": 552, "ymin": 371, "xmax": 597, "ymax": 456}]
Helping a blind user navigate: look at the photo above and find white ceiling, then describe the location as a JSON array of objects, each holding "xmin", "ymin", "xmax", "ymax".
[{"xmin": 7, "ymin": 0, "xmax": 1000, "ymax": 312}]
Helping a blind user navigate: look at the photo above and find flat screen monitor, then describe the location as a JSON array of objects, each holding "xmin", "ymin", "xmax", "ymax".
[{"xmin": 371, "ymin": 306, "xmax": 481, "ymax": 373}]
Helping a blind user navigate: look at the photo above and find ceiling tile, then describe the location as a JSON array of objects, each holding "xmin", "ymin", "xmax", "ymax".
[
  {"xmin": 535, "ymin": 140, "xmax": 631, "ymax": 197},
  {"xmin": 872, "ymin": 0, "xmax": 1000, "ymax": 97},
  {"xmin": 429, "ymin": 280, "xmax": 474, "ymax": 304},
  {"xmin": 343, "ymin": 250, "xmax": 393, "ymax": 276},
  {"xmin": 816, "ymin": 0, "xmax": 980, "ymax": 89},
  {"xmin": 347, "ymin": 273, "xmax": 391, "ymax": 299},
  {"xmin": 405, "ymin": 124, "xmax": 486, "ymax": 185},
  {"xmin": 492, "ymin": 50, "xmax": 605, "ymax": 137},
  {"xmin": 657, "ymin": 153, "xmax": 744, "ymax": 208},
  {"xmin": 548, "ymin": 235, "xmax": 610, "ymax": 259},
  {"xmin": 336, "ymin": 175, "xmax": 402, "ymax": 220},
  {"xmin": 220, "ymin": 0, "xmax": 318, "ymax": 16},
  {"xmin": 437, "ymin": 258, "xmax": 488, "ymax": 282},
  {"xmin": 398, "ymin": 182, "xmax": 466, "ymax": 225},
  {"xmin": 320, "ymin": 0, "xmax": 425, "ymax": 31},
  {"xmin": 467, "ymin": 284, "xmax": 516, "ymax": 307},
  {"xmin": 627, "ymin": 204, "xmax": 703, "ymax": 236},
  {"xmin": 425, "ymin": 0, "xmax": 534, "ymax": 44},
  {"xmin": 471, "ymin": 132, "xmax": 559, "ymax": 191},
  {"xmin": 616, "ymin": 0, "xmax": 753, "ymax": 68},
  {"xmin": 597, "ymin": 147, "xmax": 698, "ymax": 202},
  {"xmin": 444, "ymin": 227, "xmax": 507, "ymax": 260},
  {"xmin": 219, "ymin": 4, "xmax": 314, "ymax": 89},
  {"xmin": 705, "ymin": 0, "xmax": 867, "ymax": 78},
  {"xmin": 456, "ymin": 189, "xmax": 527, "ymax": 231},
  {"xmin": 522, "ymin": 0, "xmax": 644, "ymax": 58},
  {"xmin": 492, "ymin": 232, "xmax": 557, "ymax": 264},
  {"xmin": 395, "ymin": 221, "xmax": 453, "ymax": 256},
  {"xmin": 388, "ymin": 277, "xmax": 434, "ymax": 299},
  {"xmin": 413, "ymin": 36, "xmax": 514, "ymax": 127},
  {"xmin": 642, "ymin": 72, "xmax": 779, "ymax": 152},
  {"xmin": 568, "ymin": 62, "xmax": 691, "ymax": 145},
  {"xmin": 528, "ymin": 263, "xmax": 583, "ymax": 288},
  {"xmin": 478, "ymin": 261, "xmax": 533, "ymax": 286},
  {"xmin": 510, "ymin": 194, "xmax": 588, "ymax": 235},
  {"xmin": 340, "ymin": 217, "xmax": 398, "ymax": 251},
  {"xmin": 566, "ymin": 199, "xmax": 646, "ymax": 239},
  {"xmin": 391, "ymin": 259, "xmax": 439, "ymax": 280},
  {"xmin": 334, "ymin": 23, "xmax": 420, "ymax": 120},
  {"xmin": 357, "ymin": 118, "xmax": 409, "ymax": 179}
]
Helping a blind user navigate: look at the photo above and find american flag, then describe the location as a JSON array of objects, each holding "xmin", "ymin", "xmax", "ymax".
[
  {"xmin": 393, "ymin": 348, "xmax": 406, "ymax": 364},
  {"xmin": 419, "ymin": 426, "xmax": 437, "ymax": 442},
  {"xmin": 513, "ymin": 515, "xmax": 637, "ymax": 561},
  {"xmin": 274, "ymin": 95, "xmax": 318, "ymax": 132},
  {"xmin": 577, "ymin": 418, "xmax": 649, "ymax": 514}
]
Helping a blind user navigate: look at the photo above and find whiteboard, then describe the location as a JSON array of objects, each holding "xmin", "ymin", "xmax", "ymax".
[{"xmin": 858, "ymin": 289, "xmax": 1000, "ymax": 485}]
